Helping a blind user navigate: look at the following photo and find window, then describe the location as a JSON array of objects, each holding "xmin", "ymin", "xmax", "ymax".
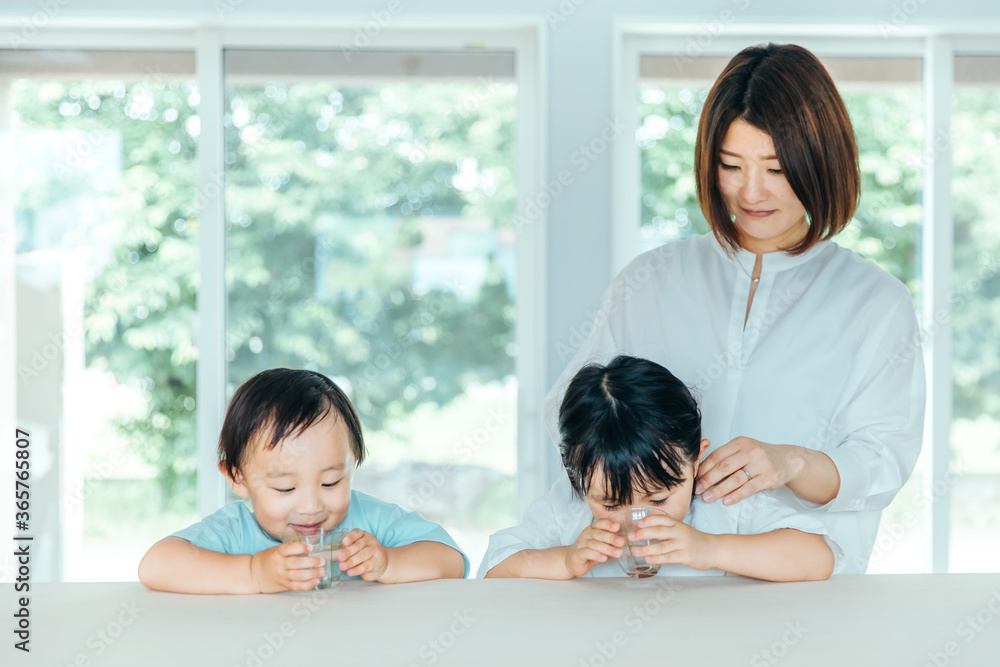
[
  {"xmin": 222, "ymin": 49, "xmax": 519, "ymax": 574},
  {"xmin": 950, "ymin": 55, "xmax": 1000, "ymax": 572},
  {"xmin": 2, "ymin": 49, "xmax": 198, "ymax": 581},
  {"xmin": 2, "ymin": 28, "xmax": 541, "ymax": 583}
]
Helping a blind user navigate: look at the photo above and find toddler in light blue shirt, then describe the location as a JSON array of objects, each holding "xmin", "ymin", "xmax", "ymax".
[{"xmin": 139, "ymin": 368, "xmax": 468, "ymax": 593}]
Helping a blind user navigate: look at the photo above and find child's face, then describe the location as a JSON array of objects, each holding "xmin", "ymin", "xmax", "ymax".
[
  {"xmin": 584, "ymin": 439, "xmax": 710, "ymax": 524},
  {"xmin": 221, "ymin": 410, "xmax": 356, "ymax": 540}
]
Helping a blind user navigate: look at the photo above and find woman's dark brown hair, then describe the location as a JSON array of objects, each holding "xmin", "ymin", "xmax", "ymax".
[{"xmin": 695, "ymin": 43, "xmax": 860, "ymax": 255}]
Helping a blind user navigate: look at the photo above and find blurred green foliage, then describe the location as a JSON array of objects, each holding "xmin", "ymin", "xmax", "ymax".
[
  {"xmin": 14, "ymin": 77, "xmax": 517, "ymax": 512},
  {"xmin": 951, "ymin": 90, "xmax": 1000, "ymax": 423},
  {"xmin": 223, "ymin": 82, "xmax": 517, "ymax": 439},
  {"xmin": 13, "ymin": 73, "xmax": 1000, "ymax": 520}
]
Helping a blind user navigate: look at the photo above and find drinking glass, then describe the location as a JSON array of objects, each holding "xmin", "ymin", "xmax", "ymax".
[
  {"xmin": 282, "ymin": 527, "xmax": 350, "ymax": 589},
  {"xmin": 612, "ymin": 507, "xmax": 665, "ymax": 579}
]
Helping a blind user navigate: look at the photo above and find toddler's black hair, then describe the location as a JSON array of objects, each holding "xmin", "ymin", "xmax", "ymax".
[
  {"xmin": 558, "ymin": 355, "xmax": 702, "ymax": 505},
  {"xmin": 219, "ymin": 368, "xmax": 366, "ymax": 479}
]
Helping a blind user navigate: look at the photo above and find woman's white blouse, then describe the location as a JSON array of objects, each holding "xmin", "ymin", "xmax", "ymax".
[{"xmin": 542, "ymin": 232, "xmax": 926, "ymax": 574}]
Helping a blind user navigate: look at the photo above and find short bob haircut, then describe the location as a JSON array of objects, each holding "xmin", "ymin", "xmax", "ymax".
[
  {"xmin": 218, "ymin": 368, "xmax": 366, "ymax": 479},
  {"xmin": 695, "ymin": 43, "xmax": 860, "ymax": 255},
  {"xmin": 558, "ymin": 355, "xmax": 702, "ymax": 506}
]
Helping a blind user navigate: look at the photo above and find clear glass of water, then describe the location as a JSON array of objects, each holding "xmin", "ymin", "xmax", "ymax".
[
  {"xmin": 612, "ymin": 507, "xmax": 665, "ymax": 579},
  {"xmin": 282, "ymin": 527, "xmax": 350, "ymax": 589}
]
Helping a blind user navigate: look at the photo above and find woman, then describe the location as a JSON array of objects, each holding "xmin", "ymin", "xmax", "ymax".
[{"xmin": 543, "ymin": 43, "xmax": 925, "ymax": 574}]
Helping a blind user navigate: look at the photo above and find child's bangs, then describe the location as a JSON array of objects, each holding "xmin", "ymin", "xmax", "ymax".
[
  {"xmin": 258, "ymin": 397, "xmax": 334, "ymax": 451},
  {"xmin": 595, "ymin": 443, "xmax": 689, "ymax": 506}
]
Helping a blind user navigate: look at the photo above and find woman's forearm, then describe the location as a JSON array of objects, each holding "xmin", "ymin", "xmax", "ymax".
[
  {"xmin": 709, "ymin": 529, "xmax": 834, "ymax": 581},
  {"xmin": 483, "ymin": 547, "xmax": 573, "ymax": 579},
  {"xmin": 138, "ymin": 537, "xmax": 258, "ymax": 594},
  {"xmin": 782, "ymin": 445, "xmax": 841, "ymax": 505}
]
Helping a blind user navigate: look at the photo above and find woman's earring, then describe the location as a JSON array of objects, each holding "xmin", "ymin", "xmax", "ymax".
[
  {"xmin": 805, "ymin": 211, "xmax": 812, "ymax": 225},
  {"xmin": 729, "ymin": 211, "xmax": 736, "ymax": 223}
]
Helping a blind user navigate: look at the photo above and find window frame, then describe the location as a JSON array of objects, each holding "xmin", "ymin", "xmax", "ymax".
[{"xmin": 615, "ymin": 25, "xmax": 1000, "ymax": 573}]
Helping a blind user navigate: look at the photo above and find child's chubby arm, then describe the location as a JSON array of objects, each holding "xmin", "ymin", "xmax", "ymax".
[
  {"xmin": 628, "ymin": 515, "xmax": 835, "ymax": 582},
  {"xmin": 137, "ymin": 536, "xmax": 326, "ymax": 594},
  {"xmin": 336, "ymin": 529, "xmax": 465, "ymax": 583},
  {"xmin": 484, "ymin": 519, "xmax": 626, "ymax": 580}
]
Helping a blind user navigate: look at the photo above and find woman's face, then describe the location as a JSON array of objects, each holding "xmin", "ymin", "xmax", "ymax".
[{"xmin": 717, "ymin": 119, "xmax": 808, "ymax": 253}]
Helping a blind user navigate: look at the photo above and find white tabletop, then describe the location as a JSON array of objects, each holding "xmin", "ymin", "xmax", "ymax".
[{"xmin": 7, "ymin": 575, "xmax": 1000, "ymax": 666}]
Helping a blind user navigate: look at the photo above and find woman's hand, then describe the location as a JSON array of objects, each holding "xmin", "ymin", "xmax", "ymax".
[
  {"xmin": 695, "ymin": 437, "xmax": 805, "ymax": 505},
  {"xmin": 338, "ymin": 529, "xmax": 390, "ymax": 581},
  {"xmin": 250, "ymin": 542, "xmax": 326, "ymax": 593},
  {"xmin": 628, "ymin": 514, "xmax": 716, "ymax": 571},
  {"xmin": 564, "ymin": 519, "xmax": 625, "ymax": 578}
]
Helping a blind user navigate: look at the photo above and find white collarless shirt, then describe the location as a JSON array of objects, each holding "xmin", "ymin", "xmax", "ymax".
[
  {"xmin": 478, "ymin": 474, "xmax": 845, "ymax": 578},
  {"xmin": 543, "ymin": 232, "xmax": 926, "ymax": 574}
]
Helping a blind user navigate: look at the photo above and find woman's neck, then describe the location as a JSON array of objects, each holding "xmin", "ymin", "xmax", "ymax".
[{"xmin": 738, "ymin": 217, "xmax": 810, "ymax": 256}]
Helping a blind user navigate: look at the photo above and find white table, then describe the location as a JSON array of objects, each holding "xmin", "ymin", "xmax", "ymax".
[{"xmin": 6, "ymin": 575, "xmax": 1000, "ymax": 666}]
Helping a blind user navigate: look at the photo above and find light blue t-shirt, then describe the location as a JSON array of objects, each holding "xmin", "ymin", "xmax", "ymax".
[{"xmin": 172, "ymin": 490, "xmax": 470, "ymax": 578}]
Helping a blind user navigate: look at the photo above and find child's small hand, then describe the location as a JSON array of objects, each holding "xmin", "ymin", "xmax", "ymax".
[
  {"xmin": 564, "ymin": 519, "xmax": 625, "ymax": 578},
  {"xmin": 628, "ymin": 515, "xmax": 716, "ymax": 571},
  {"xmin": 338, "ymin": 529, "xmax": 390, "ymax": 582},
  {"xmin": 250, "ymin": 543, "xmax": 327, "ymax": 593}
]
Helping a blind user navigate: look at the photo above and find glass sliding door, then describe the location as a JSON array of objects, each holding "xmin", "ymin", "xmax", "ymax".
[
  {"xmin": 222, "ymin": 49, "xmax": 519, "ymax": 575},
  {"xmin": 2, "ymin": 49, "xmax": 198, "ymax": 581}
]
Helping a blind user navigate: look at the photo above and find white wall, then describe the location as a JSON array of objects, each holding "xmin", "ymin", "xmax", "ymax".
[{"xmin": 3, "ymin": 0, "xmax": 998, "ymax": 444}]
